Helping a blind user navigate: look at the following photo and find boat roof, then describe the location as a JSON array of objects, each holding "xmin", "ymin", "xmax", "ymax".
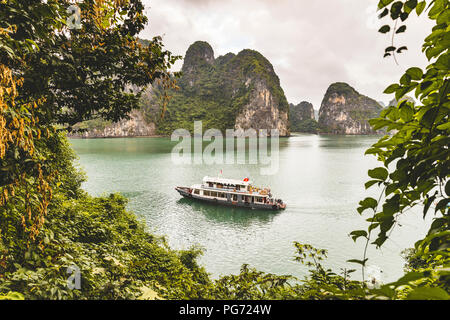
[{"xmin": 203, "ymin": 176, "xmax": 252, "ymax": 186}]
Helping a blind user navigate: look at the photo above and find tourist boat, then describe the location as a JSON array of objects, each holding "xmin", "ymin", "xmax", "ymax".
[{"xmin": 175, "ymin": 176, "xmax": 286, "ymax": 210}]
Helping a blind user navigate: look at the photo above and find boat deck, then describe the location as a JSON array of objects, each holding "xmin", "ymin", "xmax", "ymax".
[{"xmin": 193, "ymin": 184, "xmax": 270, "ymax": 197}]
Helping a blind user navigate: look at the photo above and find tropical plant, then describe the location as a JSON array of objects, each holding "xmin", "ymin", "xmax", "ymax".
[{"xmin": 350, "ymin": 0, "xmax": 449, "ymax": 300}]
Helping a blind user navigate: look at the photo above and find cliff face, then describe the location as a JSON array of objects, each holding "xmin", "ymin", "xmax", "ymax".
[
  {"xmin": 318, "ymin": 83, "xmax": 383, "ymax": 135},
  {"xmin": 71, "ymin": 110, "xmax": 156, "ymax": 138},
  {"xmin": 155, "ymin": 41, "xmax": 290, "ymax": 136}
]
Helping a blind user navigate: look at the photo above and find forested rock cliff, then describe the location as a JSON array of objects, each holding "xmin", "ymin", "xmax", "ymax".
[{"xmin": 318, "ymin": 83, "xmax": 383, "ymax": 134}]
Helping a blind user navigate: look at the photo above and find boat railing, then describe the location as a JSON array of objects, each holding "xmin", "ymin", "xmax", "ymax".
[{"xmin": 201, "ymin": 184, "xmax": 270, "ymax": 196}]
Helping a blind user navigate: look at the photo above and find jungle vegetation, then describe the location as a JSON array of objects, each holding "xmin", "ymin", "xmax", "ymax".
[{"xmin": 0, "ymin": 0, "xmax": 448, "ymax": 300}]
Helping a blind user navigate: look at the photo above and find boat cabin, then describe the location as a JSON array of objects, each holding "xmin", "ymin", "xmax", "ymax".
[{"xmin": 202, "ymin": 176, "xmax": 251, "ymax": 192}]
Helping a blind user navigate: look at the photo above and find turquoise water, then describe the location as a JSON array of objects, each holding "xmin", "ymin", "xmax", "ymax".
[{"xmin": 70, "ymin": 134, "xmax": 431, "ymax": 282}]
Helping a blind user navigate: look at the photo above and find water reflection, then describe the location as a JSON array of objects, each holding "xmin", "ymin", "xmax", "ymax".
[{"xmin": 177, "ymin": 198, "xmax": 279, "ymax": 225}]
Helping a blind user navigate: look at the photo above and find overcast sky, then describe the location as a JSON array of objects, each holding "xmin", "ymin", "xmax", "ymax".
[{"xmin": 139, "ymin": 0, "xmax": 432, "ymax": 109}]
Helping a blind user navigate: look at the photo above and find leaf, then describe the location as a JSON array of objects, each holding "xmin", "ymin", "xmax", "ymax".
[
  {"xmin": 358, "ymin": 197, "xmax": 378, "ymax": 213},
  {"xmin": 378, "ymin": 0, "xmax": 395, "ymax": 9},
  {"xmin": 405, "ymin": 67, "xmax": 423, "ymax": 80},
  {"xmin": 390, "ymin": 1, "xmax": 404, "ymax": 19},
  {"xmin": 419, "ymin": 107, "xmax": 439, "ymax": 128},
  {"xmin": 428, "ymin": 0, "xmax": 446, "ymax": 17},
  {"xmin": 397, "ymin": 46, "xmax": 408, "ymax": 53},
  {"xmin": 400, "ymin": 12, "xmax": 409, "ymax": 21},
  {"xmin": 405, "ymin": 0, "xmax": 418, "ymax": 11},
  {"xmin": 416, "ymin": 1, "xmax": 426, "ymax": 15},
  {"xmin": 407, "ymin": 287, "xmax": 450, "ymax": 300},
  {"xmin": 400, "ymin": 73, "xmax": 412, "ymax": 85},
  {"xmin": 378, "ymin": 8, "xmax": 389, "ymax": 19},
  {"xmin": 379, "ymin": 25, "xmax": 391, "ymax": 34},
  {"xmin": 384, "ymin": 83, "xmax": 400, "ymax": 94},
  {"xmin": 435, "ymin": 199, "xmax": 449, "ymax": 213},
  {"xmin": 399, "ymin": 103, "xmax": 414, "ymax": 121},
  {"xmin": 420, "ymin": 80, "xmax": 433, "ymax": 91},
  {"xmin": 385, "ymin": 183, "xmax": 399, "ymax": 196},
  {"xmin": 436, "ymin": 122, "xmax": 450, "ymax": 131},
  {"xmin": 365, "ymin": 180, "xmax": 380, "ymax": 189},
  {"xmin": 423, "ymin": 194, "xmax": 436, "ymax": 218},
  {"xmin": 372, "ymin": 233, "xmax": 388, "ymax": 247},
  {"xmin": 396, "ymin": 25, "xmax": 407, "ymax": 33},
  {"xmin": 386, "ymin": 46, "xmax": 396, "ymax": 52},
  {"xmin": 397, "ymin": 272, "xmax": 425, "ymax": 285},
  {"xmin": 368, "ymin": 167, "xmax": 389, "ymax": 181},
  {"xmin": 347, "ymin": 259, "xmax": 368, "ymax": 266},
  {"xmin": 349, "ymin": 230, "xmax": 368, "ymax": 242}
]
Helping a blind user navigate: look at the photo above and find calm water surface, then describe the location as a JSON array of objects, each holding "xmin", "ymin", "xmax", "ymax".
[{"xmin": 70, "ymin": 134, "xmax": 430, "ymax": 282}]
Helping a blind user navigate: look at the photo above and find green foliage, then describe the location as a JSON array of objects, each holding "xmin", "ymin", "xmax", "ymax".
[
  {"xmin": 0, "ymin": 291, "xmax": 24, "ymax": 300},
  {"xmin": 353, "ymin": 0, "xmax": 450, "ymax": 299},
  {"xmin": 0, "ymin": 0, "xmax": 179, "ymax": 243},
  {"xmin": 289, "ymin": 102, "xmax": 318, "ymax": 133},
  {"xmin": 293, "ymin": 243, "xmax": 365, "ymax": 299},
  {"xmin": 210, "ymin": 264, "xmax": 296, "ymax": 299},
  {"xmin": 291, "ymin": 119, "xmax": 319, "ymax": 134},
  {"xmin": 0, "ymin": 134, "xmax": 214, "ymax": 299}
]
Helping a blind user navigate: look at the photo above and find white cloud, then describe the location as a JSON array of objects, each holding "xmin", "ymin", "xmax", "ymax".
[{"xmin": 140, "ymin": 0, "xmax": 432, "ymax": 108}]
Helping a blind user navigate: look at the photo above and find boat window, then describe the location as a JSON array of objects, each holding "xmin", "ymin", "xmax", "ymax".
[
  {"xmin": 236, "ymin": 185, "xmax": 240, "ymax": 190},
  {"xmin": 233, "ymin": 194, "xmax": 237, "ymax": 201},
  {"xmin": 208, "ymin": 182, "xmax": 213, "ymax": 187},
  {"xmin": 211, "ymin": 191, "xmax": 217, "ymax": 197},
  {"xmin": 204, "ymin": 191, "xmax": 210, "ymax": 196},
  {"xmin": 194, "ymin": 189, "xmax": 199, "ymax": 195}
]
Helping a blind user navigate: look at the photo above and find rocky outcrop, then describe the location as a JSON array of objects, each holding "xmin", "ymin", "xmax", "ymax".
[
  {"xmin": 72, "ymin": 41, "xmax": 290, "ymax": 138},
  {"xmin": 231, "ymin": 51, "xmax": 290, "ymax": 136},
  {"xmin": 155, "ymin": 41, "xmax": 290, "ymax": 136},
  {"xmin": 318, "ymin": 82, "xmax": 383, "ymax": 135},
  {"xmin": 70, "ymin": 110, "xmax": 156, "ymax": 138},
  {"xmin": 290, "ymin": 101, "xmax": 314, "ymax": 123},
  {"xmin": 234, "ymin": 77, "xmax": 289, "ymax": 136},
  {"xmin": 289, "ymin": 101, "xmax": 318, "ymax": 133}
]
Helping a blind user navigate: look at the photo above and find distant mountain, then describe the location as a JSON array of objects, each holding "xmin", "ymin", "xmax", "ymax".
[
  {"xmin": 152, "ymin": 41, "xmax": 290, "ymax": 136},
  {"xmin": 388, "ymin": 96, "xmax": 415, "ymax": 107},
  {"xmin": 289, "ymin": 101, "xmax": 318, "ymax": 133},
  {"xmin": 318, "ymin": 82, "xmax": 383, "ymax": 135},
  {"xmin": 378, "ymin": 101, "xmax": 386, "ymax": 108}
]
